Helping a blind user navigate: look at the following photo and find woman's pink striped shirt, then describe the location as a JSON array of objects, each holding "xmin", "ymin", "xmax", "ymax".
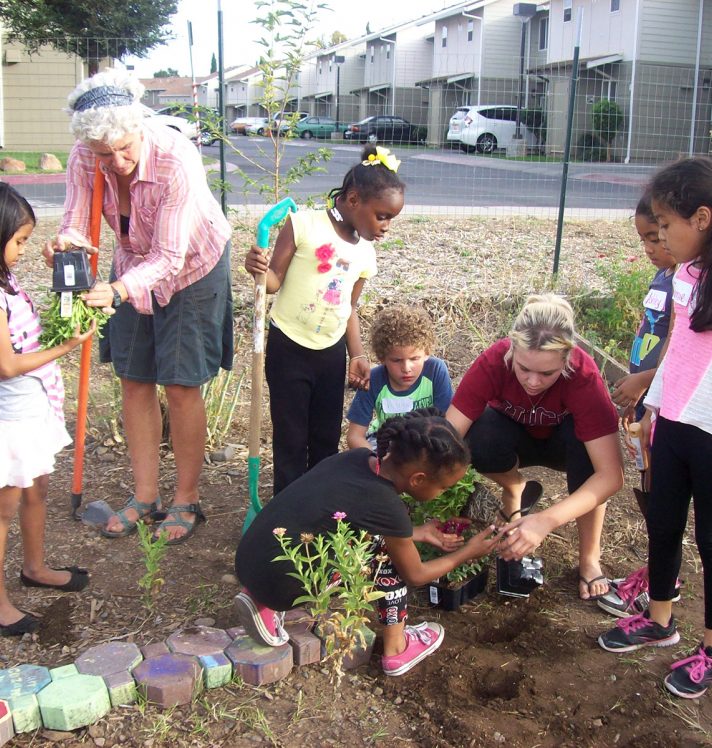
[{"xmin": 59, "ymin": 120, "xmax": 231, "ymax": 315}]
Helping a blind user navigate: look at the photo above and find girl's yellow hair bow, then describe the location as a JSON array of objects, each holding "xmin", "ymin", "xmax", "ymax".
[{"xmin": 362, "ymin": 146, "xmax": 401, "ymax": 173}]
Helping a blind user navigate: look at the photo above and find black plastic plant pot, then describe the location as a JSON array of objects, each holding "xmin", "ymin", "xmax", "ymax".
[
  {"xmin": 52, "ymin": 248, "xmax": 94, "ymax": 292},
  {"xmin": 428, "ymin": 567, "xmax": 489, "ymax": 611}
]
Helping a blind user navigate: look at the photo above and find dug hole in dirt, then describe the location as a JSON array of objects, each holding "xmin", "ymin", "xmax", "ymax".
[{"xmin": 2, "ymin": 216, "xmax": 710, "ymax": 747}]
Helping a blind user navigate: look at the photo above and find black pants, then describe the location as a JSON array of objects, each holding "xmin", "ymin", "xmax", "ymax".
[
  {"xmin": 465, "ymin": 407, "xmax": 594, "ymax": 494},
  {"xmin": 371, "ymin": 537, "xmax": 408, "ymax": 626},
  {"xmin": 647, "ymin": 416, "xmax": 712, "ymax": 628},
  {"xmin": 265, "ymin": 324, "xmax": 346, "ymax": 496}
]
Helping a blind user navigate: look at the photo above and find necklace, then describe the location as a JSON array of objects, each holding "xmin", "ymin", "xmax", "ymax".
[
  {"xmin": 330, "ymin": 206, "xmax": 343, "ymax": 222},
  {"xmin": 526, "ymin": 391, "xmax": 546, "ymax": 416}
]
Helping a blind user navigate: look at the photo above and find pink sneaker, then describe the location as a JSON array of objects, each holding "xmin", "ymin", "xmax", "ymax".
[
  {"xmin": 234, "ymin": 589, "xmax": 289, "ymax": 647},
  {"xmin": 381, "ymin": 622, "xmax": 445, "ymax": 676},
  {"xmin": 599, "ymin": 566, "xmax": 682, "ymax": 618}
]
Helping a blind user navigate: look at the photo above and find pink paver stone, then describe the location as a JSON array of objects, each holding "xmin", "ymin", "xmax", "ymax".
[
  {"xmin": 132, "ymin": 654, "xmax": 203, "ymax": 709},
  {"xmin": 166, "ymin": 626, "xmax": 232, "ymax": 657},
  {"xmin": 140, "ymin": 642, "xmax": 170, "ymax": 659},
  {"xmin": 225, "ymin": 635, "xmax": 293, "ymax": 686},
  {"xmin": 284, "ymin": 609, "xmax": 321, "ymax": 666},
  {"xmin": 75, "ymin": 642, "xmax": 142, "ymax": 677},
  {"xmin": 0, "ymin": 700, "xmax": 13, "ymax": 746}
]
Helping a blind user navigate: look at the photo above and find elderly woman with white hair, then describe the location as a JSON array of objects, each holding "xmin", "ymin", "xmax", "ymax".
[
  {"xmin": 44, "ymin": 68, "xmax": 233, "ymax": 545},
  {"xmin": 446, "ymin": 294, "xmax": 624, "ymax": 600}
]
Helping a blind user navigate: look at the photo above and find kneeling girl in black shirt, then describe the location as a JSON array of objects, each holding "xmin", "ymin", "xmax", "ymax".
[{"xmin": 235, "ymin": 409, "xmax": 499, "ymax": 676}]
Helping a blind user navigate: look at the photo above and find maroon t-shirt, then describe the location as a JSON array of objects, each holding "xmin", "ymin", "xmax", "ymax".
[{"xmin": 451, "ymin": 339, "xmax": 618, "ymax": 441}]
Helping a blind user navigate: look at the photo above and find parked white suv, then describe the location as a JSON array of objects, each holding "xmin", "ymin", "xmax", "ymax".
[
  {"xmin": 458, "ymin": 105, "xmax": 535, "ymax": 154},
  {"xmin": 446, "ymin": 106, "xmax": 471, "ymax": 144}
]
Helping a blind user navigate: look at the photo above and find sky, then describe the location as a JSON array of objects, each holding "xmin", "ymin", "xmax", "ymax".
[{"xmin": 125, "ymin": 0, "xmax": 451, "ymax": 78}]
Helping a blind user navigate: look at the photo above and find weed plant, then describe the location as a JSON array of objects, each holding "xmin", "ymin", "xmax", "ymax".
[
  {"xmin": 572, "ymin": 253, "xmax": 653, "ymax": 363},
  {"xmin": 137, "ymin": 520, "xmax": 169, "ymax": 612}
]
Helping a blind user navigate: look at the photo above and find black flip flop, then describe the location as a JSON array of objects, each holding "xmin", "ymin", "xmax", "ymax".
[
  {"xmin": 497, "ymin": 480, "xmax": 544, "ymax": 523},
  {"xmin": 580, "ymin": 574, "xmax": 610, "ymax": 601},
  {"xmin": 0, "ymin": 613, "xmax": 39, "ymax": 637},
  {"xmin": 20, "ymin": 566, "xmax": 90, "ymax": 592}
]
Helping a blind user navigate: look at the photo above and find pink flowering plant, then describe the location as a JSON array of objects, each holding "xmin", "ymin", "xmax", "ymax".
[
  {"xmin": 272, "ymin": 513, "xmax": 385, "ymax": 681},
  {"xmin": 403, "ymin": 467, "xmax": 486, "ymax": 587}
]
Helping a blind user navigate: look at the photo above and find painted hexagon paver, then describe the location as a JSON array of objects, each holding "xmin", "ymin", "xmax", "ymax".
[
  {"xmin": 284, "ymin": 609, "xmax": 321, "ymax": 666},
  {"xmin": 133, "ymin": 653, "xmax": 203, "ymax": 709},
  {"xmin": 166, "ymin": 625, "xmax": 232, "ymax": 657},
  {"xmin": 166, "ymin": 626, "xmax": 233, "ymax": 689},
  {"xmin": 197, "ymin": 654, "xmax": 233, "ymax": 689},
  {"xmin": 36, "ymin": 673, "xmax": 111, "ymax": 731},
  {"xmin": 225, "ymin": 635, "xmax": 293, "ymax": 686},
  {"xmin": 0, "ymin": 664, "xmax": 51, "ymax": 732},
  {"xmin": 50, "ymin": 664, "xmax": 78, "ymax": 681},
  {"xmin": 0, "ymin": 700, "xmax": 14, "ymax": 746},
  {"xmin": 141, "ymin": 641, "xmax": 170, "ymax": 659},
  {"xmin": 75, "ymin": 642, "xmax": 143, "ymax": 706}
]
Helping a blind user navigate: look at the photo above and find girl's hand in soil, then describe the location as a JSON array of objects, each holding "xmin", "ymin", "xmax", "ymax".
[
  {"xmin": 461, "ymin": 524, "xmax": 501, "ymax": 560},
  {"xmin": 497, "ymin": 513, "xmax": 557, "ymax": 560},
  {"xmin": 414, "ymin": 519, "xmax": 466, "ymax": 551}
]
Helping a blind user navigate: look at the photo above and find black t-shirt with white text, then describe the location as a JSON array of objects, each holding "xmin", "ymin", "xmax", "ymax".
[{"xmin": 235, "ymin": 449, "xmax": 413, "ymax": 610}]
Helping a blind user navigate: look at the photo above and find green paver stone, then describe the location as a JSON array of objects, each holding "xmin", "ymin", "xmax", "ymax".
[
  {"xmin": 0, "ymin": 664, "xmax": 51, "ymax": 733},
  {"xmin": 37, "ymin": 673, "xmax": 110, "ymax": 731},
  {"xmin": 225, "ymin": 635, "xmax": 293, "ymax": 686},
  {"xmin": 198, "ymin": 654, "xmax": 233, "ymax": 689},
  {"xmin": 104, "ymin": 671, "xmax": 137, "ymax": 707},
  {"xmin": 50, "ymin": 664, "xmax": 78, "ymax": 681}
]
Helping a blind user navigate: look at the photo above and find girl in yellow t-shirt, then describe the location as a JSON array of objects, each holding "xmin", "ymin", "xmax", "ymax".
[{"xmin": 245, "ymin": 145, "xmax": 405, "ymax": 495}]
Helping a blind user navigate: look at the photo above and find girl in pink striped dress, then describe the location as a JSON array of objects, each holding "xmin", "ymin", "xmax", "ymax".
[
  {"xmin": 0, "ymin": 184, "xmax": 95, "ymax": 636},
  {"xmin": 598, "ymin": 158, "xmax": 712, "ymax": 699}
]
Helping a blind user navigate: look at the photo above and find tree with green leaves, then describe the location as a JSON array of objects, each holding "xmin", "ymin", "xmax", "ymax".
[
  {"xmin": 0, "ymin": 0, "xmax": 179, "ymax": 74},
  {"xmin": 210, "ymin": 53, "xmax": 217, "ymax": 73},
  {"xmin": 592, "ymin": 99, "xmax": 624, "ymax": 163},
  {"xmin": 154, "ymin": 68, "xmax": 179, "ymax": 78}
]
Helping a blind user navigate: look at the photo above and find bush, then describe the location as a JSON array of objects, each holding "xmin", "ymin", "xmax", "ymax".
[
  {"xmin": 573, "ymin": 254, "xmax": 654, "ymax": 362},
  {"xmin": 576, "ymin": 132, "xmax": 607, "ymax": 162}
]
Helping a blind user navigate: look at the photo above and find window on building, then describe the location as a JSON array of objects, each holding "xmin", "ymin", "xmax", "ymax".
[
  {"xmin": 318, "ymin": 62, "xmax": 322, "ymax": 75},
  {"xmin": 386, "ymin": 45, "xmax": 390, "ymax": 59},
  {"xmin": 441, "ymin": 26, "xmax": 448, "ymax": 48},
  {"xmin": 611, "ymin": 0, "xmax": 620, "ymax": 10},
  {"xmin": 564, "ymin": 0, "xmax": 572, "ymax": 22},
  {"xmin": 539, "ymin": 16, "xmax": 548, "ymax": 50},
  {"xmin": 370, "ymin": 46, "xmax": 374, "ymax": 63},
  {"xmin": 467, "ymin": 20, "xmax": 474, "ymax": 42}
]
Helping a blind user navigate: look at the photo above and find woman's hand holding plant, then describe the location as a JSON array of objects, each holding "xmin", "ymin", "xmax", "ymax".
[{"xmin": 497, "ymin": 513, "xmax": 557, "ymax": 560}]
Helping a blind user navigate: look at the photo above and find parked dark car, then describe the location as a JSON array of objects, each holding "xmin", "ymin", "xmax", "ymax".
[{"xmin": 344, "ymin": 115, "xmax": 424, "ymax": 144}]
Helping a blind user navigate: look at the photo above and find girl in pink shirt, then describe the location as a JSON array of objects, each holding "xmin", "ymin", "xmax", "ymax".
[
  {"xmin": 0, "ymin": 184, "xmax": 95, "ymax": 636},
  {"xmin": 598, "ymin": 158, "xmax": 712, "ymax": 700}
]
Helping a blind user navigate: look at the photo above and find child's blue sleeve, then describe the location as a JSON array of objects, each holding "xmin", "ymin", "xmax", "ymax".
[
  {"xmin": 432, "ymin": 358, "xmax": 454, "ymax": 413},
  {"xmin": 347, "ymin": 388, "xmax": 376, "ymax": 426}
]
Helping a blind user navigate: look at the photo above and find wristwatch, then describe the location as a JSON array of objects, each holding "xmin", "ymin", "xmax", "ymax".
[{"xmin": 111, "ymin": 287, "xmax": 122, "ymax": 309}]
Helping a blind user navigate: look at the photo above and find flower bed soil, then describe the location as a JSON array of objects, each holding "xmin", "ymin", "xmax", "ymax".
[{"xmin": 3, "ymin": 216, "xmax": 710, "ymax": 747}]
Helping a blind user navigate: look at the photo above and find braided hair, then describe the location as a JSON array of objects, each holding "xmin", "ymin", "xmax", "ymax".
[
  {"xmin": 328, "ymin": 145, "xmax": 405, "ymax": 205},
  {"xmin": 374, "ymin": 408, "xmax": 469, "ymax": 477}
]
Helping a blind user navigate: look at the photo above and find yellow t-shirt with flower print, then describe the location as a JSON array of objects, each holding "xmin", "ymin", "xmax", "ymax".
[{"xmin": 270, "ymin": 209, "xmax": 378, "ymax": 350}]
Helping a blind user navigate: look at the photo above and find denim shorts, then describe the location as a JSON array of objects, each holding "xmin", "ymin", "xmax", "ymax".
[{"xmin": 99, "ymin": 245, "xmax": 233, "ymax": 386}]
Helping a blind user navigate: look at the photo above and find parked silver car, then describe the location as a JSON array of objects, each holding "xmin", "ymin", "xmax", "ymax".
[{"xmin": 445, "ymin": 106, "xmax": 471, "ymax": 144}]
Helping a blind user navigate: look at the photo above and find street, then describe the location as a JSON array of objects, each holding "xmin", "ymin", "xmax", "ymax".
[{"xmin": 18, "ymin": 135, "xmax": 652, "ymax": 216}]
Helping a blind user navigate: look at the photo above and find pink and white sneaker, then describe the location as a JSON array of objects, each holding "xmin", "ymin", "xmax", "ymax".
[
  {"xmin": 381, "ymin": 622, "xmax": 445, "ymax": 676},
  {"xmin": 598, "ymin": 566, "xmax": 682, "ymax": 618},
  {"xmin": 234, "ymin": 589, "xmax": 289, "ymax": 647}
]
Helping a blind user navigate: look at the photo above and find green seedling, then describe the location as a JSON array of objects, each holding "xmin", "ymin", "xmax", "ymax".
[
  {"xmin": 39, "ymin": 291, "xmax": 109, "ymax": 348},
  {"xmin": 136, "ymin": 520, "xmax": 169, "ymax": 612}
]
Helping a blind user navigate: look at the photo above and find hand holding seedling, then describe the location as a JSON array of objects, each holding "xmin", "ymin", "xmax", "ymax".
[
  {"xmin": 461, "ymin": 524, "xmax": 501, "ymax": 561},
  {"xmin": 414, "ymin": 518, "xmax": 469, "ymax": 551},
  {"xmin": 82, "ymin": 280, "xmax": 124, "ymax": 315},
  {"xmin": 497, "ymin": 513, "xmax": 557, "ymax": 560}
]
